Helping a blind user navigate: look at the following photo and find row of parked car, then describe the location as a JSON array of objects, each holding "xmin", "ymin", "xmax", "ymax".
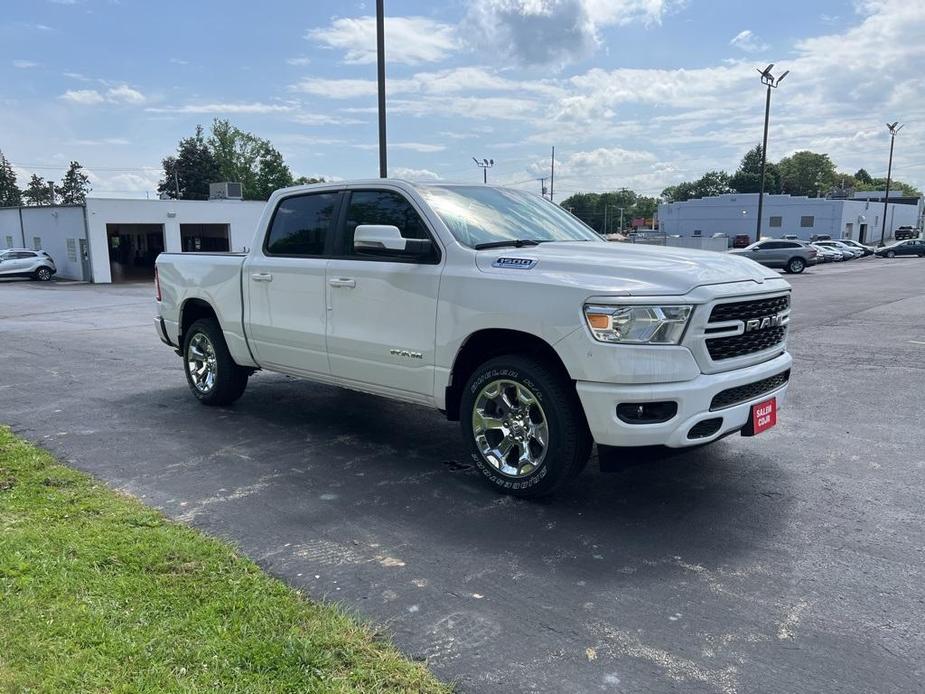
[{"xmin": 728, "ymin": 234, "xmax": 924, "ymax": 273}]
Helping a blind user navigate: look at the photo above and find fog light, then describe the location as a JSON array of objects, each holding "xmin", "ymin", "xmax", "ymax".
[{"xmin": 617, "ymin": 401, "xmax": 678, "ymax": 424}]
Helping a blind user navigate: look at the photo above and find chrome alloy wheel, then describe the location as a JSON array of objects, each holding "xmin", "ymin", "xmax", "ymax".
[
  {"xmin": 187, "ymin": 332, "xmax": 217, "ymax": 393},
  {"xmin": 471, "ymin": 379, "xmax": 549, "ymax": 477}
]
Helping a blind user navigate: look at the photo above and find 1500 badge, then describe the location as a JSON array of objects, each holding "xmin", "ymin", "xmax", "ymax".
[
  {"xmin": 389, "ymin": 348, "xmax": 423, "ymax": 359},
  {"xmin": 492, "ymin": 257, "xmax": 537, "ymax": 269}
]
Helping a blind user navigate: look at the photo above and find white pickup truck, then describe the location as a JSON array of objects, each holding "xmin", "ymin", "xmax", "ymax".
[{"xmin": 155, "ymin": 180, "xmax": 792, "ymax": 496}]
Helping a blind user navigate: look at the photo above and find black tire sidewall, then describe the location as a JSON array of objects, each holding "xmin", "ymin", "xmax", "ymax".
[
  {"xmin": 182, "ymin": 318, "xmax": 247, "ymax": 405},
  {"xmin": 789, "ymin": 258, "xmax": 805, "ymax": 273},
  {"xmin": 461, "ymin": 357, "xmax": 578, "ymax": 496}
]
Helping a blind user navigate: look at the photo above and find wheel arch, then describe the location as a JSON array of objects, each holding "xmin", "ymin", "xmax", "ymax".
[
  {"xmin": 444, "ymin": 328, "xmax": 572, "ymax": 421},
  {"xmin": 179, "ymin": 298, "xmax": 219, "ymax": 347}
]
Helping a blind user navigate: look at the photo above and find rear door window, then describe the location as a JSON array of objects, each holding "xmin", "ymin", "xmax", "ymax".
[{"xmin": 265, "ymin": 193, "xmax": 340, "ymax": 256}]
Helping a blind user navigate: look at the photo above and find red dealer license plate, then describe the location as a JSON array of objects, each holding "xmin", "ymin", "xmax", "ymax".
[{"xmin": 743, "ymin": 397, "xmax": 777, "ymax": 437}]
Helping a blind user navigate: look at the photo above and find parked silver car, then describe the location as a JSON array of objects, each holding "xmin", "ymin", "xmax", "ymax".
[
  {"xmin": 730, "ymin": 239, "xmax": 817, "ymax": 273},
  {"xmin": 0, "ymin": 249, "xmax": 57, "ymax": 281}
]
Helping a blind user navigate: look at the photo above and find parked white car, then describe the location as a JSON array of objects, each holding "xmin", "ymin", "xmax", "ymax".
[
  {"xmin": 0, "ymin": 249, "xmax": 56, "ymax": 281},
  {"xmin": 815, "ymin": 240, "xmax": 860, "ymax": 260},
  {"xmin": 155, "ymin": 181, "xmax": 792, "ymax": 497}
]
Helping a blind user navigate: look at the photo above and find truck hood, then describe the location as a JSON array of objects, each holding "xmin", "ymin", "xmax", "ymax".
[{"xmin": 475, "ymin": 241, "xmax": 778, "ymax": 296}]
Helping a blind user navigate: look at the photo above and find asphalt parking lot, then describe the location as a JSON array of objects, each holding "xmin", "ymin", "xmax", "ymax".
[{"xmin": 2, "ymin": 256, "xmax": 924, "ymax": 693}]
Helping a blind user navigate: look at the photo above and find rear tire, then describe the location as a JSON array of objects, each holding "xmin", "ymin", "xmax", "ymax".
[
  {"xmin": 182, "ymin": 318, "xmax": 249, "ymax": 406},
  {"xmin": 786, "ymin": 257, "xmax": 806, "ymax": 274},
  {"xmin": 461, "ymin": 355, "xmax": 592, "ymax": 498},
  {"xmin": 34, "ymin": 267, "xmax": 52, "ymax": 281}
]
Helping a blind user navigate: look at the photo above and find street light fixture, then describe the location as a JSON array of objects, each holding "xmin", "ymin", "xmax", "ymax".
[
  {"xmin": 879, "ymin": 121, "xmax": 904, "ymax": 246},
  {"xmin": 473, "ymin": 157, "xmax": 494, "ymax": 183},
  {"xmin": 754, "ymin": 64, "xmax": 789, "ymax": 244}
]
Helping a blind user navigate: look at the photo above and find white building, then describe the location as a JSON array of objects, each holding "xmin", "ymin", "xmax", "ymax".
[
  {"xmin": 0, "ymin": 198, "xmax": 266, "ymax": 283},
  {"xmin": 658, "ymin": 193, "xmax": 923, "ymax": 245}
]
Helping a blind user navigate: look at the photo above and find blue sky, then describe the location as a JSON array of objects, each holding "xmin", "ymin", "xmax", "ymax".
[{"xmin": 2, "ymin": 0, "xmax": 923, "ymax": 199}]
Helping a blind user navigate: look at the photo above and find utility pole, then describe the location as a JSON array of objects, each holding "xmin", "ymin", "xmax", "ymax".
[
  {"xmin": 755, "ymin": 64, "xmax": 789, "ymax": 244},
  {"xmin": 618, "ymin": 207, "xmax": 625, "ymax": 233},
  {"xmin": 376, "ymin": 0, "xmax": 388, "ymax": 178},
  {"xmin": 549, "ymin": 146, "xmax": 555, "ymax": 203},
  {"xmin": 879, "ymin": 121, "xmax": 903, "ymax": 246},
  {"xmin": 174, "ymin": 171, "xmax": 180, "ymax": 199},
  {"xmin": 473, "ymin": 157, "xmax": 493, "ymax": 183},
  {"xmin": 603, "ymin": 205, "xmax": 608, "ymax": 234},
  {"xmin": 537, "ymin": 177, "xmax": 547, "ymax": 198},
  {"xmin": 48, "ymin": 180, "xmax": 55, "ymax": 205}
]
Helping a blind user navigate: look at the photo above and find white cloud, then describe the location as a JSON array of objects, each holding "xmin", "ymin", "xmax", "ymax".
[
  {"xmin": 465, "ymin": 0, "xmax": 680, "ymax": 66},
  {"xmin": 729, "ymin": 30, "xmax": 768, "ymax": 53},
  {"xmin": 354, "ymin": 142, "xmax": 446, "ymax": 153},
  {"xmin": 60, "ymin": 84, "xmax": 147, "ymax": 105},
  {"xmin": 13, "ymin": 60, "xmax": 39, "ymax": 69},
  {"xmin": 60, "ymin": 89, "xmax": 105, "ymax": 104},
  {"xmin": 393, "ymin": 167, "xmax": 442, "ymax": 180},
  {"xmin": 71, "ymin": 138, "xmax": 131, "ymax": 146},
  {"xmin": 307, "ymin": 16, "xmax": 457, "ymax": 65},
  {"xmin": 291, "ymin": 78, "xmax": 379, "ymax": 99},
  {"xmin": 286, "ymin": 56, "xmax": 311, "ymax": 66},
  {"xmin": 169, "ymin": 57, "xmax": 189, "ymax": 65},
  {"xmin": 106, "ymin": 84, "xmax": 146, "ymax": 104},
  {"xmin": 145, "ymin": 102, "xmax": 295, "ymax": 114}
]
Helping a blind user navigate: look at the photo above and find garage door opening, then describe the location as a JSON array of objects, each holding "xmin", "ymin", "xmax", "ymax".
[
  {"xmin": 107, "ymin": 223, "xmax": 164, "ymax": 282},
  {"xmin": 181, "ymin": 224, "xmax": 230, "ymax": 252}
]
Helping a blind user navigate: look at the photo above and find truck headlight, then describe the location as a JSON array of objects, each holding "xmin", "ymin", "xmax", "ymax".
[{"xmin": 583, "ymin": 305, "xmax": 692, "ymax": 344}]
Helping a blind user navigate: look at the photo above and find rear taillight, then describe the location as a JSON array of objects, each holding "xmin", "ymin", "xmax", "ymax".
[{"xmin": 155, "ymin": 266, "xmax": 162, "ymax": 302}]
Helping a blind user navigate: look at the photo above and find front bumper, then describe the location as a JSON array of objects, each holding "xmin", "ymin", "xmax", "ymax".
[{"xmin": 576, "ymin": 351, "xmax": 792, "ymax": 448}]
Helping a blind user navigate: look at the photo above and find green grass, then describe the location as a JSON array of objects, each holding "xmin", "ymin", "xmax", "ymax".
[{"xmin": 0, "ymin": 427, "xmax": 449, "ymax": 693}]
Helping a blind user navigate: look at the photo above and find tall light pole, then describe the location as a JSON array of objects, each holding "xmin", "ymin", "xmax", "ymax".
[
  {"xmin": 754, "ymin": 64, "xmax": 789, "ymax": 244},
  {"xmin": 879, "ymin": 121, "xmax": 903, "ymax": 246},
  {"xmin": 376, "ymin": 0, "xmax": 387, "ymax": 178},
  {"xmin": 473, "ymin": 157, "xmax": 493, "ymax": 183}
]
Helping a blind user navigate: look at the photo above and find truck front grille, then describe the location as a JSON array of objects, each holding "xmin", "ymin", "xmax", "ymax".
[
  {"xmin": 708, "ymin": 295, "xmax": 790, "ymax": 322},
  {"xmin": 705, "ymin": 294, "xmax": 789, "ymax": 361},
  {"xmin": 710, "ymin": 370, "xmax": 790, "ymax": 410},
  {"xmin": 706, "ymin": 327, "xmax": 787, "ymax": 360}
]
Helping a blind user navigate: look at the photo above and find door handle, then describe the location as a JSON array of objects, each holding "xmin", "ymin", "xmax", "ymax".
[
  {"xmin": 251, "ymin": 272, "xmax": 273, "ymax": 282},
  {"xmin": 328, "ymin": 278, "xmax": 356, "ymax": 288}
]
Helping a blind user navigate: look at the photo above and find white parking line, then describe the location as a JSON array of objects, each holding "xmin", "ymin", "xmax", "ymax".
[{"xmin": 910, "ymin": 340, "xmax": 925, "ymax": 346}]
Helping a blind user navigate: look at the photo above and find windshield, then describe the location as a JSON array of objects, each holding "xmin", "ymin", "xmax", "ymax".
[{"xmin": 418, "ymin": 185, "xmax": 603, "ymax": 248}]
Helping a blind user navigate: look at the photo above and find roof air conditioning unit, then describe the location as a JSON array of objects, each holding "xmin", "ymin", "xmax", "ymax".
[{"xmin": 209, "ymin": 182, "xmax": 243, "ymax": 200}]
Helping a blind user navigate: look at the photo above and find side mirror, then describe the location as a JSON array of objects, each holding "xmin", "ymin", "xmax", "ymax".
[
  {"xmin": 354, "ymin": 224, "xmax": 432, "ymax": 257},
  {"xmin": 354, "ymin": 224, "xmax": 407, "ymax": 251}
]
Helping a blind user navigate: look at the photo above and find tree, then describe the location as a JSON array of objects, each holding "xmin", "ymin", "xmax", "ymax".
[
  {"xmin": 729, "ymin": 145, "xmax": 781, "ymax": 195},
  {"xmin": 854, "ymin": 168, "xmax": 872, "ymax": 185},
  {"xmin": 208, "ymin": 119, "xmax": 293, "ymax": 201},
  {"xmin": 854, "ymin": 176, "xmax": 921, "ymax": 197},
  {"xmin": 254, "ymin": 146, "xmax": 294, "ymax": 201},
  {"xmin": 55, "ymin": 161, "xmax": 91, "ymax": 204},
  {"xmin": 777, "ymin": 151, "xmax": 836, "ymax": 197},
  {"xmin": 158, "ymin": 125, "xmax": 220, "ymax": 200},
  {"xmin": 560, "ymin": 189, "xmax": 658, "ymax": 232},
  {"xmin": 293, "ymin": 175, "xmax": 325, "ymax": 186},
  {"xmin": 661, "ymin": 171, "xmax": 732, "ymax": 203},
  {"xmin": 23, "ymin": 174, "xmax": 52, "ymax": 206},
  {"xmin": 0, "ymin": 150, "xmax": 21, "ymax": 207}
]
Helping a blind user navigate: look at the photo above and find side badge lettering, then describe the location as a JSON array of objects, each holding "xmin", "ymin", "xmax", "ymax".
[{"xmin": 492, "ymin": 257, "xmax": 537, "ymax": 270}]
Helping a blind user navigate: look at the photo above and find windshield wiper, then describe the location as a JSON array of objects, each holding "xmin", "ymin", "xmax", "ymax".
[{"xmin": 473, "ymin": 239, "xmax": 548, "ymax": 250}]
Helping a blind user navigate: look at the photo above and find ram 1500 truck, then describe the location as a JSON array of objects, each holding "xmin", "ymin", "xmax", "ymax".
[{"xmin": 155, "ymin": 180, "xmax": 792, "ymax": 496}]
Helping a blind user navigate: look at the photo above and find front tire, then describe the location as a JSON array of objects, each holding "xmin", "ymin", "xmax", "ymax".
[
  {"xmin": 182, "ymin": 318, "xmax": 249, "ymax": 406},
  {"xmin": 34, "ymin": 267, "xmax": 52, "ymax": 281},
  {"xmin": 786, "ymin": 257, "xmax": 806, "ymax": 274},
  {"xmin": 461, "ymin": 355, "xmax": 592, "ymax": 498},
  {"xmin": 886, "ymin": 250, "xmax": 896, "ymax": 258}
]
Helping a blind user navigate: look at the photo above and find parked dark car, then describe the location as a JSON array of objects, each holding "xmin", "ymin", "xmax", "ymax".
[
  {"xmin": 732, "ymin": 234, "xmax": 751, "ymax": 248},
  {"xmin": 875, "ymin": 239, "xmax": 925, "ymax": 258},
  {"xmin": 894, "ymin": 226, "xmax": 917, "ymax": 241},
  {"xmin": 730, "ymin": 239, "xmax": 817, "ymax": 273},
  {"xmin": 810, "ymin": 234, "xmax": 832, "ymax": 242}
]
